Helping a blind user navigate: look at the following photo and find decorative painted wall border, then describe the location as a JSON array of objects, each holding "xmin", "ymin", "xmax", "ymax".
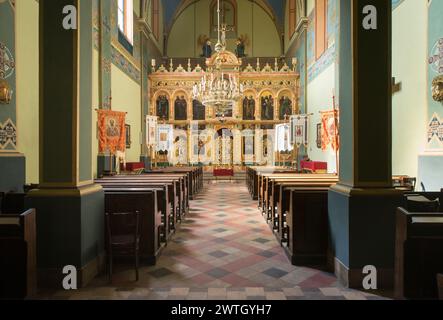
[
  {"xmin": 111, "ymin": 44, "xmax": 141, "ymax": 84},
  {"xmin": 93, "ymin": 26, "xmax": 141, "ymax": 84},
  {"xmin": 305, "ymin": 0, "xmax": 338, "ymax": 84},
  {"xmin": 0, "ymin": 118, "xmax": 17, "ymax": 150},
  {"xmin": 427, "ymin": 113, "xmax": 443, "ymax": 146},
  {"xmin": 308, "ymin": 44, "xmax": 335, "ymax": 83}
]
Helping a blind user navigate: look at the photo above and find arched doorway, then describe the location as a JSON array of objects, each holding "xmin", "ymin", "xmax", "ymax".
[{"xmin": 214, "ymin": 128, "xmax": 234, "ymax": 167}]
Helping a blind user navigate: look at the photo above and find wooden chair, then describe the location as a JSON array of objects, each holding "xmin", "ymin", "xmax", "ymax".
[{"xmin": 105, "ymin": 211, "xmax": 141, "ymax": 283}]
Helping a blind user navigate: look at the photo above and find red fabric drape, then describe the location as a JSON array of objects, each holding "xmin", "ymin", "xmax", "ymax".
[{"xmin": 321, "ymin": 110, "xmax": 339, "ymax": 151}]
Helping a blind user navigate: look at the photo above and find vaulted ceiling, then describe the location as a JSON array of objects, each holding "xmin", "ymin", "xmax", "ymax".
[{"xmin": 161, "ymin": 0, "xmax": 285, "ymax": 31}]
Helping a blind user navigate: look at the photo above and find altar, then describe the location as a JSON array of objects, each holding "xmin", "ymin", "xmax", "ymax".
[{"xmin": 213, "ymin": 168, "xmax": 234, "ymax": 177}]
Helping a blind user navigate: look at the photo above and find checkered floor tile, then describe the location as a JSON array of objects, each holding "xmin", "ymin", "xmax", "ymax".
[{"xmin": 37, "ymin": 181, "xmax": 391, "ymax": 300}]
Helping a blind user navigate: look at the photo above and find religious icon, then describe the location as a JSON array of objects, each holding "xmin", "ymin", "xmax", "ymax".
[
  {"xmin": 193, "ymin": 100, "xmax": 206, "ymax": 120},
  {"xmin": 174, "ymin": 96, "xmax": 188, "ymax": 120},
  {"xmin": 261, "ymin": 95, "xmax": 274, "ymax": 120},
  {"xmin": 279, "ymin": 96, "xmax": 292, "ymax": 120},
  {"xmin": 156, "ymin": 95, "xmax": 169, "ymax": 120},
  {"xmin": 242, "ymin": 96, "xmax": 255, "ymax": 120},
  {"xmin": 106, "ymin": 118, "xmax": 120, "ymax": 137}
]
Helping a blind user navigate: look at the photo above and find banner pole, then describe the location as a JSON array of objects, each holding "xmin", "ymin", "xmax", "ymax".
[{"xmin": 332, "ymin": 94, "xmax": 339, "ymax": 175}]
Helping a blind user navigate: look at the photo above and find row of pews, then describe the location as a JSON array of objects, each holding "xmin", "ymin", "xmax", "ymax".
[
  {"xmin": 247, "ymin": 166, "xmax": 443, "ymax": 299},
  {"xmin": 0, "ymin": 166, "xmax": 202, "ymax": 299},
  {"xmin": 95, "ymin": 166, "xmax": 203, "ymax": 264},
  {"xmin": 247, "ymin": 166, "xmax": 338, "ymax": 266}
]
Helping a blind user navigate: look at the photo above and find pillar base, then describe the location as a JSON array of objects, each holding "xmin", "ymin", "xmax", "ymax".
[
  {"xmin": 0, "ymin": 152, "xmax": 25, "ymax": 192},
  {"xmin": 25, "ymin": 184, "xmax": 105, "ymax": 289},
  {"xmin": 334, "ymin": 257, "xmax": 394, "ymax": 289},
  {"xmin": 328, "ymin": 184, "xmax": 403, "ymax": 289}
]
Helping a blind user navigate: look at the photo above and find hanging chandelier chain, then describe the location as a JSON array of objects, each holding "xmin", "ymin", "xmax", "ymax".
[{"xmin": 192, "ymin": 0, "xmax": 243, "ymax": 119}]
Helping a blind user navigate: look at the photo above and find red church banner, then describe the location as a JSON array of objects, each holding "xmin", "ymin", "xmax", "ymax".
[
  {"xmin": 97, "ymin": 110, "xmax": 126, "ymax": 154},
  {"xmin": 321, "ymin": 110, "xmax": 339, "ymax": 151}
]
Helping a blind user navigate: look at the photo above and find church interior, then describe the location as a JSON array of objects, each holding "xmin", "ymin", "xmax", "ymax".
[{"xmin": 1, "ymin": 0, "xmax": 443, "ymax": 301}]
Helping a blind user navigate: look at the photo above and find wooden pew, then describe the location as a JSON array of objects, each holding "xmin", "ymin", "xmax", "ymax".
[
  {"xmin": 258, "ymin": 171, "xmax": 300, "ymax": 209},
  {"xmin": 96, "ymin": 178, "xmax": 181, "ymax": 239},
  {"xmin": 100, "ymin": 183, "xmax": 173, "ymax": 242},
  {"xmin": 273, "ymin": 178, "xmax": 338, "ymax": 235},
  {"xmin": 402, "ymin": 191, "xmax": 442, "ymax": 212},
  {"xmin": 262, "ymin": 174, "xmax": 337, "ymax": 220},
  {"xmin": 0, "ymin": 209, "xmax": 37, "ymax": 299},
  {"xmin": 247, "ymin": 166, "xmax": 294, "ymax": 200},
  {"xmin": 394, "ymin": 207, "xmax": 443, "ymax": 299},
  {"xmin": 122, "ymin": 174, "xmax": 189, "ymax": 213},
  {"xmin": 104, "ymin": 190, "xmax": 163, "ymax": 265},
  {"xmin": 97, "ymin": 174, "xmax": 188, "ymax": 218},
  {"xmin": 282, "ymin": 185, "xmax": 332, "ymax": 266},
  {"xmin": 150, "ymin": 167, "xmax": 202, "ymax": 199}
]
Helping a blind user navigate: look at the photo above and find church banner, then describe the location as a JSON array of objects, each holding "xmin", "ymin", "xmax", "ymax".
[
  {"xmin": 275, "ymin": 124, "xmax": 292, "ymax": 152},
  {"xmin": 320, "ymin": 110, "xmax": 339, "ymax": 151},
  {"xmin": 156, "ymin": 124, "xmax": 173, "ymax": 152},
  {"xmin": 97, "ymin": 109, "xmax": 126, "ymax": 154},
  {"xmin": 290, "ymin": 115, "xmax": 309, "ymax": 147},
  {"xmin": 146, "ymin": 115, "xmax": 158, "ymax": 146}
]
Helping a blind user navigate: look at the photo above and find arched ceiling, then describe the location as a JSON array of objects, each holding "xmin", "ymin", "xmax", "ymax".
[{"xmin": 161, "ymin": 0, "xmax": 285, "ymax": 31}]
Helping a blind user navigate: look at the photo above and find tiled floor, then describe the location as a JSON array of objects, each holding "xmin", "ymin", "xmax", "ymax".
[{"xmin": 38, "ymin": 181, "xmax": 389, "ymax": 300}]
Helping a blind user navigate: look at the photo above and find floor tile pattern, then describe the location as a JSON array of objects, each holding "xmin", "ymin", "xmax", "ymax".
[{"xmin": 37, "ymin": 182, "xmax": 389, "ymax": 300}]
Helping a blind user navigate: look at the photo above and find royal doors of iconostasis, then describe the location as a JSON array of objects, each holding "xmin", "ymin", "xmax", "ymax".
[{"xmin": 214, "ymin": 128, "xmax": 234, "ymax": 167}]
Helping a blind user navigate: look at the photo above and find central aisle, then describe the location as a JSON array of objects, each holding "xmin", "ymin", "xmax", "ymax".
[{"xmin": 45, "ymin": 182, "xmax": 386, "ymax": 300}]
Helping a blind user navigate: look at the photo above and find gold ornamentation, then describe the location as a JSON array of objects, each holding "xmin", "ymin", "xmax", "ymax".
[{"xmin": 432, "ymin": 75, "xmax": 443, "ymax": 102}]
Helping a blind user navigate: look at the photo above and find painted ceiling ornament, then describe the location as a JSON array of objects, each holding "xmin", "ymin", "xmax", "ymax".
[
  {"xmin": 432, "ymin": 75, "xmax": 443, "ymax": 102},
  {"xmin": 0, "ymin": 42, "xmax": 15, "ymax": 79}
]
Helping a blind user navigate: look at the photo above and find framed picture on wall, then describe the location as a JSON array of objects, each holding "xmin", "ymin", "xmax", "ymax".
[
  {"xmin": 125, "ymin": 124, "xmax": 131, "ymax": 149},
  {"xmin": 316, "ymin": 123, "xmax": 322, "ymax": 149}
]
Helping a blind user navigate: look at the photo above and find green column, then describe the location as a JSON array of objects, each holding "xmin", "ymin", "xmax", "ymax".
[
  {"xmin": 97, "ymin": 0, "xmax": 114, "ymax": 176},
  {"xmin": 0, "ymin": 0, "xmax": 25, "ymax": 192},
  {"xmin": 26, "ymin": 0, "xmax": 104, "ymax": 288},
  {"xmin": 139, "ymin": 11, "xmax": 151, "ymax": 170},
  {"xmin": 328, "ymin": 0, "xmax": 402, "ymax": 289}
]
